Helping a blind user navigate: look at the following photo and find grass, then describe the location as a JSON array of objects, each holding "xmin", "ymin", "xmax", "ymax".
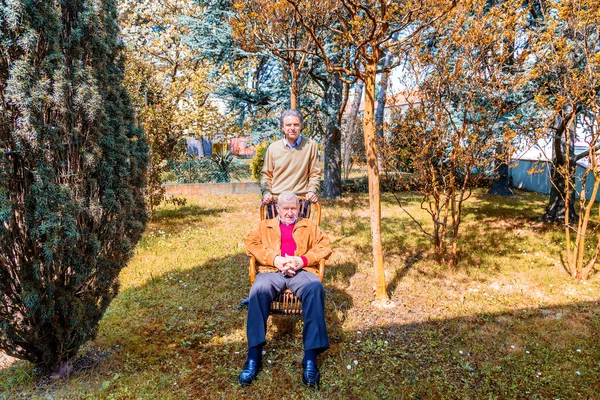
[{"xmin": 1, "ymin": 190, "xmax": 600, "ymax": 399}]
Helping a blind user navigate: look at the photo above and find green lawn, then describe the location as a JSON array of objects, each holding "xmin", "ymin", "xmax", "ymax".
[{"xmin": 1, "ymin": 191, "xmax": 599, "ymax": 399}]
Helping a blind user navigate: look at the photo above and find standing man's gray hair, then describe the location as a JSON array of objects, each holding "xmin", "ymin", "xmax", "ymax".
[{"xmin": 279, "ymin": 109, "xmax": 303, "ymax": 129}]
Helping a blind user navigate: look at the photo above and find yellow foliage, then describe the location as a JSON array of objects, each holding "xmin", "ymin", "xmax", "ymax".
[{"xmin": 250, "ymin": 142, "xmax": 269, "ymax": 181}]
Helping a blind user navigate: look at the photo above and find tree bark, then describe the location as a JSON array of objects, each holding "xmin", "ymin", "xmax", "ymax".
[
  {"xmin": 290, "ymin": 63, "xmax": 298, "ymax": 110},
  {"xmin": 374, "ymin": 50, "xmax": 393, "ymax": 140},
  {"xmin": 342, "ymin": 80, "xmax": 364, "ymax": 178},
  {"xmin": 487, "ymin": 143, "xmax": 513, "ymax": 196},
  {"xmin": 543, "ymin": 165, "xmax": 577, "ymax": 222},
  {"xmin": 362, "ymin": 58, "xmax": 389, "ymax": 301},
  {"xmin": 541, "ymin": 111, "xmax": 578, "ymax": 222},
  {"xmin": 322, "ymin": 70, "xmax": 344, "ymax": 199}
]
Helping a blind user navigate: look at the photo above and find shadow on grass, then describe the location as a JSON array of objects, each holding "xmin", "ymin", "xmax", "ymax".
[
  {"xmin": 455, "ymin": 192, "xmax": 563, "ymax": 271},
  {"xmin": 322, "ymin": 195, "xmax": 370, "ymax": 212},
  {"xmin": 2, "ymin": 250, "xmax": 599, "ymax": 399},
  {"xmin": 461, "ymin": 190, "xmax": 548, "ymax": 219},
  {"xmin": 325, "ymin": 301, "xmax": 600, "ymax": 399},
  {"xmin": 374, "ymin": 190, "xmax": 561, "ymax": 275},
  {"xmin": 149, "ymin": 204, "xmax": 232, "ymax": 233},
  {"xmin": 381, "ymin": 216, "xmax": 432, "ymax": 253},
  {"xmin": 325, "ymin": 261, "xmax": 358, "ymax": 286},
  {"xmin": 0, "ymin": 250, "xmax": 352, "ymax": 398},
  {"xmin": 386, "ymin": 252, "xmax": 423, "ymax": 296}
]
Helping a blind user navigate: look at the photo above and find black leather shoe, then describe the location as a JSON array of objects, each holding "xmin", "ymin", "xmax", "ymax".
[
  {"xmin": 239, "ymin": 359, "xmax": 262, "ymax": 386},
  {"xmin": 302, "ymin": 360, "xmax": 320, "ymax": 388}
]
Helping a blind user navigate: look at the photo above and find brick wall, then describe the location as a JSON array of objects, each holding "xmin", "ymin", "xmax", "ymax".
[{"xmin": 163, "ymin": 182, "xmax": 261, "ymax": 196}]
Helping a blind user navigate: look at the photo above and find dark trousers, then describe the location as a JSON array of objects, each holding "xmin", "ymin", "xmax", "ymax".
[{"xmin": 246, "ymin": 270, "xmax": 329, "ymax": 353}]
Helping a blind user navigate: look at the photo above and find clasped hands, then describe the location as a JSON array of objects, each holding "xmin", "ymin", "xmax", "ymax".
[{"xmin": 274, "ymin": 255, "xmax": 304, "ymax": 277}]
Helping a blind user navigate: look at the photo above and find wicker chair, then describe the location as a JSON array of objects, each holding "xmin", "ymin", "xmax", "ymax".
[{"xmin": 248, "ymin": 198, "xmax": 325, "ymax": 315}]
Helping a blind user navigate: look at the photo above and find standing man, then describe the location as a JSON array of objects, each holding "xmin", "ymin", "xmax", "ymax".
[
  {"xmin": 261, "ymin": 109, "xmax": 321, "ymax": 208},
  {"xmin": 239, "ymin": 191, "xmax": 331, "ymax": 387}
]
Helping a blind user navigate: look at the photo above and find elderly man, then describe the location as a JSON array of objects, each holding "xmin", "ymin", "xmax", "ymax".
[
  {"xmin": 239, "ymin": 191, "xmax": 331, "ymax": 387},
  {"xmin": 261, "ymin": 109, "xmax": 321, "ymax": 209}
]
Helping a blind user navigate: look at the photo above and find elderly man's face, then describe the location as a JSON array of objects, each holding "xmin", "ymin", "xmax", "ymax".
[
  {"xmin": 282, "ymin": 115, "xmax": 301, "ymax": 144},
  {"xmin": 277, "ymin": 199, "xmax": 300, "ymax": 224}
]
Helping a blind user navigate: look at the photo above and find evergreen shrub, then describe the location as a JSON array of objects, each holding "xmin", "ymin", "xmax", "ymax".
[{"xmin": 0, "ymin": 1, "xmax": 147, "ymax": 373}]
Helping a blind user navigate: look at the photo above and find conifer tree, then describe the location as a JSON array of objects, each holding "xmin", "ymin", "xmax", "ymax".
[{"xmin": 0, "ymin": 0, "xmax": 147, "ymax": 373}]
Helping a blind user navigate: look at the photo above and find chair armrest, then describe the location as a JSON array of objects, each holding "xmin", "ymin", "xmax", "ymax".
[
  {"xmin": 249, "ymin": 256, "xmax": 257, "ymax": 285},
  {"xmin": 318, "ymin": 259, "xmax": 325, "ymax": 282}
]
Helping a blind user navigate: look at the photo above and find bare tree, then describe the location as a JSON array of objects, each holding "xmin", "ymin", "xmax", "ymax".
[
  {"xmin": 530, "ymin": 0, "xmax": 600, "ymax": 279},
  {"xmin": 286, "ymin": 0, "xmax": 456, "ymax": 301},
  {"xmin": 231, "ymin": 0, "xmax": 318, "ymax": 109},
  {"xmin": 384, "ymin": 0, "xmax": 526, "ymax": 266}
]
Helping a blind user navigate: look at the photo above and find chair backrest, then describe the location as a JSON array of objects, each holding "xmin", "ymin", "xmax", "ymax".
[{"xmin": 260, "ymin": 196, "xmax": 321, "ymax": 226}]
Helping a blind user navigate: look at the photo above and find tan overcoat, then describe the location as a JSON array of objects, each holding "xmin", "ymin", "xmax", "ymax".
[{"xmin": 244, "ymin": 217, "xmax": 331, "ymax": 276}]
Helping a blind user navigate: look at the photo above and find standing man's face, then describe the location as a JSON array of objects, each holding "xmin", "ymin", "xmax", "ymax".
[{"xmin": 282, "ymin": 115, "xmax": 302, "ymax": 145}]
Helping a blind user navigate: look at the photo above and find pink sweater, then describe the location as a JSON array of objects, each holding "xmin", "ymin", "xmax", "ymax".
[{"xmin": 280, "ymin": 223, "xmax": 308, "ymax": 267}]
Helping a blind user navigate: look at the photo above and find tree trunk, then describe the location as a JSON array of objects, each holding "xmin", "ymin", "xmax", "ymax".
[
  {"xmin": 374, "ymin": 61, "xmax": 390, "ymax": 173},
  {"xmin": 290, "ymin": 66, "xmax": 298, "ymax": 110},
  {"xmin": 487, "ymin": 143, "xmax": 513, "ymax": 196},
  {"xmin": 543, "ymin": 166, "xmax": 577, "ymax": 222},
  {"xmin": 362, "ymin": 59, "xmax": 389, "ymax": 301},
  {"xmin": 322, "ymin": 71, "xmax": 343, "ymax": 199},
  {"xmin": 342, "ymin": 80, "xmax": 364, "ymax": 178},
  {"xmin": 290, "ymin": 92, "xmax": 297, "ymax": 110},
  {"xmin": 541, "ymin": 111, "xmax": 577, "ymax": 222},
  {"xmin": 374, "ymin": 51, "xmax": 393, "ymax": 140}
]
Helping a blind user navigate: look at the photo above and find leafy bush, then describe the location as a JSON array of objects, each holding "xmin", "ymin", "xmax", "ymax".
[
  {"xmin": 0, "ymin": 1, "xmax": 147, "ymax": 374},
  {"xmin": 169, "ymin": 151, "xmax": 248, "ymax": 183},
  {"xmin": 250, "ymin": 142, "xmax": 269, "ymax": 181},
  {"xmin": 208, "ymin": 150, "xmax": 249, "ymax": 182}
]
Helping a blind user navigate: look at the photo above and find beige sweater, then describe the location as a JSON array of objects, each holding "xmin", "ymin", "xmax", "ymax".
[{"xmin": 260, "ymin": 137, "xmax": 321, "ymax": 197}]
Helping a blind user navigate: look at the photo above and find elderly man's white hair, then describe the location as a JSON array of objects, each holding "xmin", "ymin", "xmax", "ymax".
[{"xmin": 278, "ymin": 191, "xmax": 299, "ymax": 205}]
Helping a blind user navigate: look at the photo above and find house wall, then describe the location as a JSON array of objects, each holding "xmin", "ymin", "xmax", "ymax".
[
  {"xmin": 510, "ymin": 160, "xmax": 600, "ymax": 201},
  {"xmin": 510, "ymin": 160, "xmax": 552, "ymax": 194},
  {"xmin": 229, "ymin": 137, "xmax": 255, "ymax": 158},
  {"xmin": 186, "ymin": 138, "xmax": 205, "ymax": 157},
  {"xmin": 186, "ymin": 136, "xmax": 255, "ymax": 158}
]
